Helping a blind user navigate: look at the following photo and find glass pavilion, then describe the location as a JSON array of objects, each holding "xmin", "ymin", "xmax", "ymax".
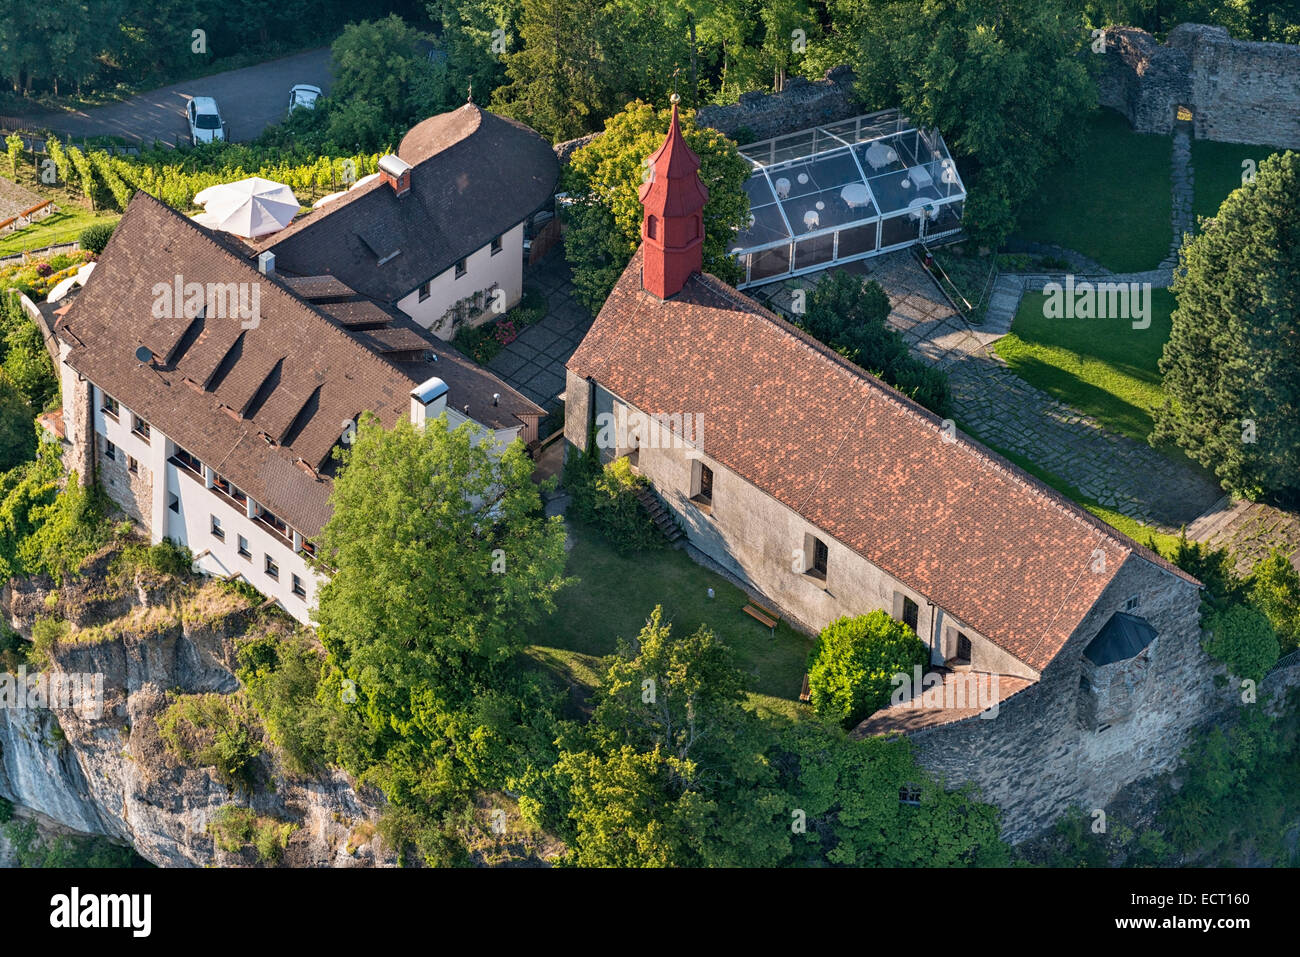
[{"xmin": 731, "ymin": 110, "xmax": 966, "ymax": 288}]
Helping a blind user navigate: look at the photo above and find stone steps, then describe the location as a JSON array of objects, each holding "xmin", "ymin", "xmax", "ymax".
[{"xmin": 634, "ymin": 485, "xmax": 684, "ymax": 543}]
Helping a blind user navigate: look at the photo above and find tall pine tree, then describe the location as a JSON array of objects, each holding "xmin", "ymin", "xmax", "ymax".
[{"xmin": 1153, "ymin": 150, "xmax": 1300, "ymax": 502}]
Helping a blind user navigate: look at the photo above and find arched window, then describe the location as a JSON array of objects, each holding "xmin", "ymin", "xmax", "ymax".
[{"xmin": 647, "ymin": 216, "xmax": 659, "ymax": 240}]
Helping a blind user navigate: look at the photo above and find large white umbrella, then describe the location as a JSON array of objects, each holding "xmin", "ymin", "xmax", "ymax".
[{"xmin": 192, "ymin": 177, "xmax": 301, "ymax": 239}]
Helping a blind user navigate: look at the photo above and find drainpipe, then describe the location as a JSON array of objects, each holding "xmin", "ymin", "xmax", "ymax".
[
  {"xmin": 928, "ymin": 599, "xmax": 938, "ymax": 666},
  {"xmin": 585, "ymin": 375, "xmax": 597, "ymax": 454}
]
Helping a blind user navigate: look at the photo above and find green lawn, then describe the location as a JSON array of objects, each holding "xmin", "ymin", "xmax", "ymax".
[
  {"xmin": 993, "ymin": 288, "xmax": 1175, "ymax": 444},
  {"xmin": 0, "ymin": 207, "xmax": 118, "ymax": 257},
  {"xmin": 525, "ymin": 521, "xmax": 813, "ymax": 719},
  {"xmin": 1190, "ymin": 139, "xmax": 1286, "ymax": 224},
  {"xmin": 1012, "ymin": 109, "xmax": 1171, "ymax": 273}
]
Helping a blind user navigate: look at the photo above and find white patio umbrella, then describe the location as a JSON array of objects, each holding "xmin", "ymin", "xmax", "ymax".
[{"xmin": 192, "ymin": 177, "xmax": 301, "ymax": 239}]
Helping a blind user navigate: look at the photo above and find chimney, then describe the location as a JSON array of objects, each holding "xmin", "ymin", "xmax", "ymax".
[
  {"xmin": 638, "ymin": 95, "xmax": 709, "ymax": 300},
  {"xmin": 257, "ymin": 251, "xmax": 275, "ymax": 275},
  {"xmin": 378, "ymin": 154, "xmax": 413, "ymax": 197},
  {"xmin": 410, "ymin": 376, "xmax": 448, "ymax": 427}
]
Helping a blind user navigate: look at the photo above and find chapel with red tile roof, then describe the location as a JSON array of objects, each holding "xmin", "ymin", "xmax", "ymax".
[{"xmin": 564, "ymin": 103, "xmax": 1217, "ymax": 842}]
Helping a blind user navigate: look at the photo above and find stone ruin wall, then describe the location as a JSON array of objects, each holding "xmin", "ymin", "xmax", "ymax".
[
  {"xmin": 553, "ymin": 66, "xmax": 864, "ymax": 163},
  {"xmin": 1099, "ymin": 23, "xmax": 1300, "ymax": 148}
]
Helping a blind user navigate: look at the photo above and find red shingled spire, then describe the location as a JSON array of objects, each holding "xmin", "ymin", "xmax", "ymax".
[{"xmin": 638, "ymin": 96, "xmax": 709, "ymax": 299}]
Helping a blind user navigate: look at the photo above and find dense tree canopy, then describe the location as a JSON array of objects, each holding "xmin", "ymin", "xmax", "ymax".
[
  {"xmin": 798, "ymin": 271, "xmax": 952, "ymax": 415},
  {"xmin": 1153, "ymin": 151, "xmax": 1300, "ymax": 502},
  {"xmin": 314, "ymin": 412, "xmax": 569, "ymax": 717},
  {"xmin": 562, "ymin": 100, "xmax": 749, "ymax": 311},
  {"xmin": 528, "ymin": 606, "xmax": 1006, "ymax": 866}
]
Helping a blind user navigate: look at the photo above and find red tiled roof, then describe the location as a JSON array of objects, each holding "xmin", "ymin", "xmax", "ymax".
[
  {"xmin": 568, "ymin": 249, "xmax": 1199, "ymax": 671},
  {"xmin": 851, "ymin": 670, "xmax": 1036, "ymax": 736}
]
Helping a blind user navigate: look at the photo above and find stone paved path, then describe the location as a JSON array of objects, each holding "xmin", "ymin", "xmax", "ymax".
[
  {"xmin": 754, "ymin": 252, "xmax": 1221, "ymax": 530},
  {"xmin": 486, "ymin": 254, "xmax": 593, "ymax": 413},
  {"xmin": 1164, "ymin": 127, "xmax": 1196, "ymax": 271}
]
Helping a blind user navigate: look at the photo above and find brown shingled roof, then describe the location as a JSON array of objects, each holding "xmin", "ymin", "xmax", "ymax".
[
  {"xmin": 253, "ymin": 104, "xmax": 559, "ymax": 304},
  {"xmin": 57, "ymin": 192, "xmax": 542, "ymax": 538},
  {"xmin": 568, "ymin": 248, "xmax": 1199, "ymax": 672}
]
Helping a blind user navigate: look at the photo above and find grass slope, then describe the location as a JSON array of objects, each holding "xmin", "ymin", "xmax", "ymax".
[
  {"xmin": 1013, "ymin": 109, "xmax": 1171, "ymax": 273},
  {"xmin": 994, "ymin": 288, "xmax": 1174, "ymax": 444},
  {"xmin": 1190, "ymin": 139, "xmax": 1286, "ymax": 224},
  {"xmin": 525, "ymin": 521, "xmax": 812, "ymax": 718}
]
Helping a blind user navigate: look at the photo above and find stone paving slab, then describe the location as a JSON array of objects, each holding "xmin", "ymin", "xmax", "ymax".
[{"xmin": 483, "ymin": 253, "xmax": 594, "ymax": 413}]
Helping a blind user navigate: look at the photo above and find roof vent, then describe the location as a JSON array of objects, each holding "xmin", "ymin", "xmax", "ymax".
[{"xmin": 378, "ymin": 154, "xmax": 413, "ymax": 197}]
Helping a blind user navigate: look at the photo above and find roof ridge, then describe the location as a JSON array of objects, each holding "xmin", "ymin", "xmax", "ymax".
[{"xmin": 693, "ymin": 270, "xmax": 1197, "ymax": 584}]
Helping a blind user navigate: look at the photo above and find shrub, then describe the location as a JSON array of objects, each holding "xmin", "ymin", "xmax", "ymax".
[
  {"xmin": 797, "ymin": 271, "xmax": 951, "ymax": 416},
  {"xmin": 563, "ymin": 448, "xmax": 664, "ymax": 554},
  {"xmin": 1202, "ymin": 603, "xmax": 1280, "ymax": 682},
  {"xmin": 78, "ymin": 222, "xmax": 116, "ymax": 255},
  {"xmin": 156, "ymin": 693, "xmax": 265, "ymax": 791},
  {"xmin": 28, "ymin": 616, "xmax": 67, "ymax": 669},
  {"xmin": 208, "ymin": 805, "xmax": 297, "ymax": 863},
  {"xmin": 17, "ymin": 477, "xmax": 114, "ymax": 585},
  {"xmin": 117, "ymin": 538, "xmax": 194, "ymax": 580},
  {"xmin": 806, "ymin": 610, "xmax": 929, "ymax": 727},
  {"xmin": 236, "ymin": 633, "xmax": 333, "ymax": 776},
  {"xmin": 1249, "ymin": 549, "xmax": 1300, "ymax": 651}
]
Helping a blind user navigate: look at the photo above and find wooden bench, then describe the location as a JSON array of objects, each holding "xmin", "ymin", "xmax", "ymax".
[{"xmin": 742, "ymin": 599, "xmax": 781, "ymax": 635}]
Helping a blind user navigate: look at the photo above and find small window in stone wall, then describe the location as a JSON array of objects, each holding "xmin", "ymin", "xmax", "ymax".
[
  {"xmin": 127, "ymin": 456, "xmax": 138, "ymax": 475},
  {"xmin": 1124, "ymin": 594, "xmax": 1140, "ymax": 611},
  {"xmin": 104, "ymin": 439, "xmax": 116, "ymax": 461},
  {"xmin": 898, "ymin": 785, "xmax": 922, "ymax": 806},
  {"xmin": 902, "ymin": 596, "xmax": 919, "ymax": 634}
]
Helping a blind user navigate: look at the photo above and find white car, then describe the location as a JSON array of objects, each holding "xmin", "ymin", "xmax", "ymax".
[
  {"xmin": 288, "ymin": 84, "xmax": 323, "ymax": 115},
  {"xmin": 187, "ymin": 96, "xmax": 225, "ymax": 144}
]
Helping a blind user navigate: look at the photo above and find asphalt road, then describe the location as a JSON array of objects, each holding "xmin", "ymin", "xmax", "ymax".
[{"xmin": 7, "ymin": 48, "xmax": 334, "ymax": 146}]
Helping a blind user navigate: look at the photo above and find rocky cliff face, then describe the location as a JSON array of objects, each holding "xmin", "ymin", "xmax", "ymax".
[{"xmin": 0, "ymin": 546, "xmax": 394, "ymax": 867}]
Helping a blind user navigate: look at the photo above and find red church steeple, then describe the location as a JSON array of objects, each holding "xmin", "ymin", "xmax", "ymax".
[{"xmin": 639, "ymin": 95, "xmax": 709, "ymax": 299}]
